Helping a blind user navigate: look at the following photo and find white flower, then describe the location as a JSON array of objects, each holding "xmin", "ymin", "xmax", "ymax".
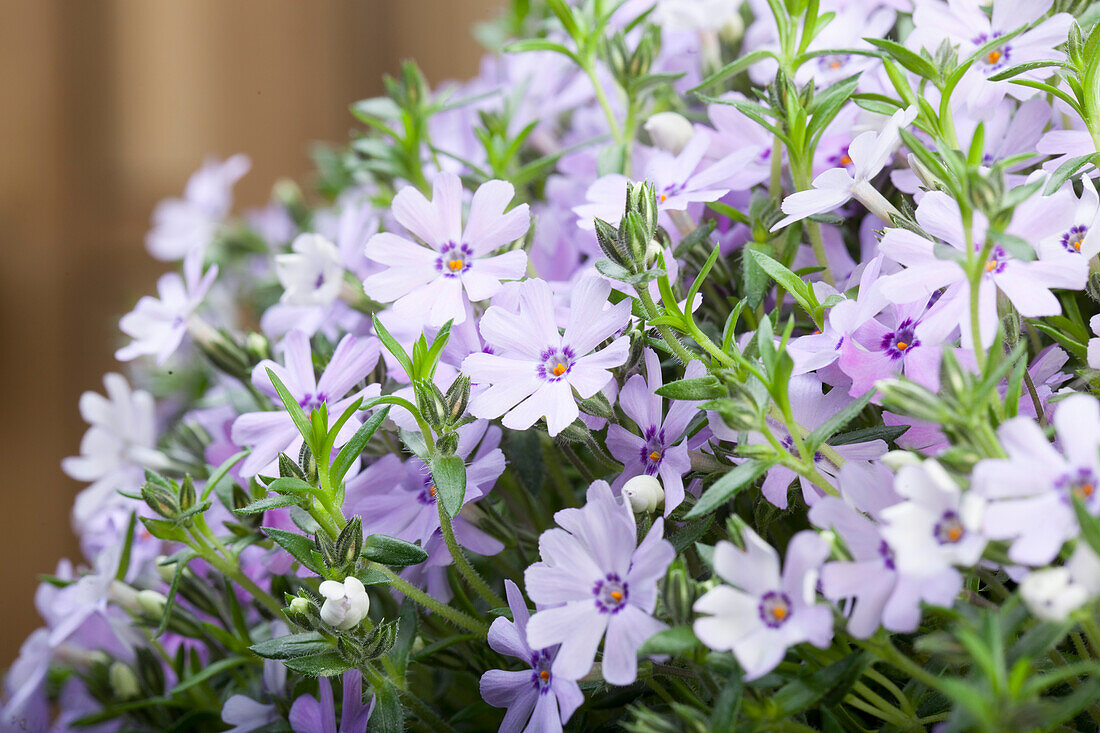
[
  {"xmin": 773, "ymin": 106, "xmax": 917, "ymax": 230},
  {"xmin": 146, "ymin": 154, "xmax": 250, "ymax": 261},
  {"xmin": 1020, "ymin": 568, "xmax": 1088, "ymax": 622},
  {"xmin": 622, "ymin": 475, "xmax": 664, "ymax": 514},
  {"xmin": 644, "ymin": 112, "xmax": 694, "ymax": 155},
  {"xmin": 318, "ymin": 577, "xmax": 370, "ymax": 630},
  {"xmin": 275, "ymin": 233, "xmax": 344, "ymax": 307}
]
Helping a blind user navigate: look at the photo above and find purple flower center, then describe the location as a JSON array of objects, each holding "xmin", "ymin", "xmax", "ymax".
[
  {"xmin": 536, "ymin": 346, "xmax": 576, "ymax": 382},
  {"xmin": 639, "ymin": 425, "xmax": 666, "ymax": 474},
  {"xmin": 972, "ymin": 32, "xmax": 1010, "ymax": 73},
  {"xmin": 435, "ymin": 242, "xmax": 474, "ymax": 278},
  {"xmin": 1061, "ymin": 224, "xmax": 1088, "ymax": 254},
  {"xmin": 658, "ymin": 182, "xmax": 684, "ymax": 204},
  {"xmin": 417, "ymin": 475, "xmax": 438, "ymax": 506},
  {"xmin": 758, "ymin": 590, "xmax": 792, "ymax": 628},
  {"xmin": 881, "ymin": 318, "xmax": 920, "ymax": 360},
  {"xmin": 983, "ymin": 245, "xmax": 1008, "ymax": 276},
  {"xmin": 593, "ymin": 573, "xmax": 629, "ymax": 614},
  {"xmin": 933, "ymin": 510, "xmax": 965, "ymax": 545},
  {"xmin": 827, "ymin": 144, "xmax": 855, "ymax": 171},
  {"xmin": 781, "ymin": 435, "xmax": 824, "ymax": 463},
  {"xmin": 1056, "ymin": 467, "xmax": 1099, "ymax": 511},
  {"xmin": 298, "ymin": 392, "xmax": 328, "ymax": 410},
  {"xmin": 529, "ymin": 650, "xmax": 553, "ymax": 694},
  {"xmin": 817, "ymin": 53, "xmax": 851, "ymax": 73},
  {"xmin": 878, "ymin": 540, "xmax": 896, "ymax": 571}
]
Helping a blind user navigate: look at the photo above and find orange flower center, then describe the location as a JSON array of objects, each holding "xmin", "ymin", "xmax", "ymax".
[
  {"xmin": 649, "ymin": 451, "xmax": 661, "ymax": 462},
  {"xmin": 986, "ymin": 50, "xmax": 1001, "ymax": 65},
  {"xmin": 448, "ymin": 259, "xmax": 464, "ymax": 272},
  {"xmin": 551, "ymin": 363, "xmax": 566, "ymax": 377},
  {"xmin": 896, "ymin": 341, "xmax": 909, "ymax": 351},
  {"xmin": 610, "ymin": 591, "xmax": 623, "ymax": 602},
  {"xmin": 539, "ymin": 670, "xmax": 550, "ymax": 681}
]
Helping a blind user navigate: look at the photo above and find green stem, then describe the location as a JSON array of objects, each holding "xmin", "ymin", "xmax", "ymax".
[
  {"xmin": 584, "ymin": 63, "xmax": 622, "ymax": 143},
  {"xmin": 436, "ymin": 501, "xmax": 506, "ymax": 609},
  {"xmin": 374, "ymin": 564, "xmax": 488, "ymax": 636},
  {"xmin": 635, "ymin": 286, "xmax": 698, "ymax": 366},
  {"xmin": 791, "ymin": 165, "xmax": 835, "ymax": 286}
]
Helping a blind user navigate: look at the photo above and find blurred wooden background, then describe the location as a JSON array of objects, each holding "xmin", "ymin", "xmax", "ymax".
[{"xmin": 0, "ymin": 0, "xmax": 501, "ymax": 666}]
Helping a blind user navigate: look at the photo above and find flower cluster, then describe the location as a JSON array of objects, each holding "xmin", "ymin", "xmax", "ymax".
[{"xmin": 8, "ymin": 0, "xmax": 1100, "ymax": 731}]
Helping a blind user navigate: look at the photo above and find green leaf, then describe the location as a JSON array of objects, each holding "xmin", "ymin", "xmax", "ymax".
[
  {"xmin": 264, "ymin": 527, "xmax": 324, "ymax": 574},
  {"xmin": 249, "ymin": 631, "xmax": 332, "ymax": 660},
  {"xmin": 686, "ymin": 460, "xmax": 772, "ymax": 518},
  {"xmin": 115, "ymin": 511, "xmax": 137, "ymax": 582},
  {"xmin": 654, "ymin": 375, "xmax": 726, "ymax": 400},
  {"xmin": 1073, "ymin": 495, "xmax": 1100, "ymax": 558},
  {"xmin": 264, "ymin": 476, "xmax": 316, "ymax": 495},
  {"xmin": 235, "ymin": 494, "xmax": 303, "ymax": 515},
  {"xmin": 987, "ymin": 231, "xmax": 1035, "ymax": 262},
  {"xmin": 431, "ymin": 454, "xmax": 467, "ymax": 518},
  {"xmin": 747, "ymin": 250, "xmax": 819, "ymax": 322},
  {"xmin": 372, "ymin": 315, "xmax": 414, "ymax": 380},
  {"xmin": 864, "ymin": 38, "xmax": 938, "ymax": 79},
  {"xmin": 828, "ymin": 424, "xmax": 909, "ymax": 446},
  {"xmin": 167, "ymin": 657, "xmax": 249, "ymax": 695},
  {"xmin": 689, "ymin": 49, "xmax": 777, "ymax": 92},
  {"xmin": 140, "ymin": 516, "xmax": 190, "ymax": 543},
  {"xmin": 1044, "ymin": 154, "xmax": 1095, "ymax": 196},
  {"xmin": 806, "ymin": 390, "xmax": 873, "ymax": 450},
  {"xmin": 331, "ymin": 405, "xmax": 391, "ymax": 485},
  {"xmin": 362, "ymin": 534, "xmax": 429, "ymax": 566},
  {"xmin": 389, "ymin": 601, "xmax": 419, "ymax": 678},
  {"xmin": 267, "ymin": 368, "xmax": 316, "ymax": 453},
  {"xmin": 638, "ymin": 626, "xmax": 700, "ymax": 656},
  {"xmin": 282, "ymin": 650, "xmax": 356, "ymax": 677},
  {"xmin": 770, "ymin": 651, "xmax": 870, "ymax": 716},
  {"xmin": 155, "ymin": 549, "xmax": 198, "ymax": 638},
  {"xmin": 986, "ymin": 60, "xmax": 1071, "ymax": 81},
  {"xmin": 200, "ymin": 449, "xmax": 249, "ymax": 502},
  {"xmin": 502, "ymin": 38, "xmax": 577, "ymax": 61}
]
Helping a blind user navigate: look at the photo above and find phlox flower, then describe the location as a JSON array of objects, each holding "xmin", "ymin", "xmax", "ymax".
[
  {"xmin": 480, "ymin": 580, "xmax": 584, "ymax": 733},
  {"xmin": 879, "ymin": 459, "xmax": 986, "ymax": 579},
  {"xmin": 525, "ymin": 481, "xmax": 674, "ymax": 685},
  {"xmin": 607, "ymin": 349, "xmax": 705, "ymax": 514},
  {"xmin": 909, "ymin": 0, "xmax": 1073, "ymax": 111},
  {"xmin": 116, "ymin": 247, "xmax": 218, "ymax": 365},
  {"xmin": 810, "ymin": 462, "xmax": 961, "ymax": 638},
  {"xmin": 972, "ymin": 394, "xmax": 1100, "ymax": 566},
  {"xmin": 145, "ymin": 154, "xmax": 250, "ymax": 261},
  {"xmin": 62, "ymin": 373, "xmax": 168, "ymax": 528},
  {"xmin": 1019, "ymin": 543, "xmax": 1100, "ymax": 621},
  {"xmin": 362, "ymin": 172, "xmax": 530, "ymax": 327},
  {"xmin": 221, "ymin": 655, "xmax": 286, "ymax": 733},
  {"xmin": 275, "ymin": 233, "xmax": 345, "ymax": 307},
  {"xmin": 231, "ymin": 330, "xmax": 380, "ymax": 477},
  {"xmin": 692, "ymin": 528, "xmax": 832, "ymax": 680},
  {"xmin": 573, "ymin": 131, "xmax": 760, "ymax": 230},
  {"xmin": 289, "ymin": 669, "xmax": 374, "ymax": 733},
  {"xmin": 773, "ymin": 106, "xmax": 916, "ymax": 230},
  {"xmin": 464, "ymin": 277, "xmax": 631, "ymax": 437},
  {"xmin": 878, "ymin": 190, "xmax": 1087, "ymax": 349},
  {"xmin": 1024, "ymin": 176, "xmax": 1100, "ymax": 260}
]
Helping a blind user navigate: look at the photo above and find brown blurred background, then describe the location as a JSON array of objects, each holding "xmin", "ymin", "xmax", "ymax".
[{"xmin": 0, "ymin": 0, "xmax": 501, "ymax": 666}]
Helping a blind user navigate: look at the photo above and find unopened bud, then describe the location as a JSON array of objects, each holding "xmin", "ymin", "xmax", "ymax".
[
  {"xmin": 436, "ymin": 431, "xmax": 459, "ymax": 456},
  {"xmin": 141, "ymin": 483, "xmax": 179, "ymax": 520},
  {"xmin": 444, "ymin": 375, "xmax": 471, "ymax": 424},
  {"xmin": 881, "ymin": 450, "xmax": 921, "ymax": 471},
  {"xmin": 289, "ymin": 596, "xmax": 311, "ymax": 615},
  {"xmin": 644, "ymin": 112, "xmax": 694, "ymax": 155},
  {"xmin": 718, "ymin": 12, "xmax": 744, "ymax": 43},
  {"xmin": 155, "ymin": 556, "xmax": 175, "ymax": 583},
  {"xmin": 137, "ymin": 589, "xmax": 168, "ymax": 617},
  {"xmin": 315, "ymin": 532, "xmax": 340, "ymax": 569},
  {"xmin": 244, "ymin": 331, "xmax": 271, "ymax": 363},
  {"xmin": 178, "ymin": 475, "xmax": 196, "ymax": 512},
  {"xmin": 622, "ymin": 475, "xmax": 664, "ymax": 514},
  {"xmin": 109, "ymin": 662, "xmax": 141, "ymax": 700},
  {"xmin": 413, "ymin": 380, "xmax": 447, "ymax": 431},
  {"xmin": 335, "ymin": 516, "xmax": 364, "ymax": 566},
  {"xmin": 662, "ymin": 560, "xmax": 695, "ymax": 625}
]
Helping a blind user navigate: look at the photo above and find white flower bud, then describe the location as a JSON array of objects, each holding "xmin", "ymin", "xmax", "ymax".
[
  {"xmin": 107, "ymin": 580, "xmax": 141, "ymax": 613},
  {"xmin": 137, "ymin": 589, "xmax": 168, "ymax": 617},
  {"xmin": 155, "ymin": 555, "xmax": 176, "ymax": 583},
  {"xmin": 318, "ymin": 576, "xmax": 370, "ymax": 630},
  {"xmin": 289, "ymin": 596, "xmax": 311, "ymax": 615},
  {"xmin": 718, "ymin": 12, "xmax": 744, "ymax": 43},
  {"xmin": 881, "ymin": 450, "xmax": 921, "ymax": 471},
  {"xmin": 622, "ymin": 475, "xmax": 664, "ymax": 514},
  {"xmin": 644, "ymin": 112, "xmax": 694, "ymax": 155},
  {"xmin": 109, "ymin": 662, "xmax": 141, "ymax": 700},
  {"xmin": 1020, "ymin": 568, "xmax": 1088, "ymax": 622}
]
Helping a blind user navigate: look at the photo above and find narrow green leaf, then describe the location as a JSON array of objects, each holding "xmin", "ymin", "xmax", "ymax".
[
  {"xmin": 655, "ymin": 375, "xmax": 726, "ymax": 400},
  {"xmin": 267, "ymin": 368, "xmax": 315, "ymax": 453},
  {"xmin": 431, "ymin": 454, "xmax": 467, "ymax": 518},
  {"xmin": 372, "ymin": 315, "xmax": 414, "ymax": 379},
  {"xmin": 331, "ymin": 405, "xmax": 391, "ymax": 485},
  {"xmin": 806, "ymin": 390, "xmax": 873, "ymax": 449},
  {"xmin": 362, "ymin": 534, "xmax": 429, "ymax": 566},
  {"xmin": 264, "ymin": 527, "xmax": 324, "ymax": 574},
  {"xmin": 167, "ymin": 657, "xmax": 249, "ymax": 696},
  {"xmin": 249, "ymin": 631, "xmax": 332, "ymax": 660},
  {"xmin": 115, "ymin": 511, "xmax": 137, "ymax": 581},
  {"xmin": 200, "ymin": 449, "xmax": 249, "ymax": 502},
  {"xmin": 687, "ymin": 460, "xmax": 772, "ymax": 518},
  {"xmin": 235, "ymin": 494, "xmax": 303, "ymax": 515},
  {"xmin": 638, "ymin": 626, "xmax": 700, "ymax": 656},
  {"xmin": 282, "ymin": 650, "xmax": 355, "ymax": 677}
]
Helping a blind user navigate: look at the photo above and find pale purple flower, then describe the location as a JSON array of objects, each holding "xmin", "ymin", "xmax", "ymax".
[
  {"xmin": 221, "ymin": 657, "xmax": 286, "ymax": 733},
  {"xmin": 363, "ymin": 172, "xmax": 530, "ymax": 327},
  {"xmin": 525, "ymin": 481, "xmax": 674, "ymax": 685},
  {"xmin": 910, "ymin": 0, "xmax": 1073, "ymax": 111},
  {"xmin": 480, "ymin": 580, "xmax": 584, "ymax": 733},
  {"xmin": 145, "ymin": 154, "xmax": 250, "ymax": 261},
  {"xmin": 607, "ymin": 349, "xmax": 705, "ymax": 514},
  {"xmin": 1025, "ymin": 176, "xmax": 1100, "ymax": 260},
  {"xmin": 573, "ymin": 132, "xmax": 760, "ymax": 229},
  {"xmin": 464, "ymin": 277, "xmax": 631, "ymax": 437},
  {"xmin": 880, "ymin": 459, "xmax": 986, "ymax": 578},
  {"xmin": 116, "ymin": 247, "xmax": 218, "ymax": 364},
  {"xmin": 879, "ymin": 191, "xmax": 1086, "ymax": 349},
  {"xmin": 62, "ymin": 373, "xmax": 169, "ymax": 528},
  {"xmin": 231, "ymin": 330, "xmax": 380, "ymax": 477},
  {"xmin": 275, "ymin": 233, "xmax": 345, "ymax": 307},
  {"xmin": 692, "ymin": 528, "xmax": 832, "ymax": 680},
  {"xmin": 773, "ymin": 106, "xmax": 916, "ymax": 230},
  {"xmin": 973, "ymin": 394, "xmax": 1100, "ymax": 566},
  {"xmin": 289, "ymin": 669, "xmax": 374, "ymax": 733},
  {"xmin": 810, "ymin": 462, "xmax": 961, "ymax": 638}
]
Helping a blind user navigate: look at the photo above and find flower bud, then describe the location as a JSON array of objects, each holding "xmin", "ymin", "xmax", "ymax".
[
  {"xmin": 436, "ymin": 431, "xmax": 459, "ymax": 456},
  {"xmin": 881, "ymin": 450, "xmax": 921, "ymax": 471},
  {"xmin": 718, "ymin": 12, "xmax": 744, "ymax": 43},
  {"xmin": 314, "ymin": 532, "xmax": 341, "ymax": 569},
  {"xmin": 319, "ymin": 576, "xmax": 370, "ymax": 631},
  {"xmin": 178, "ymin": 475, "xmax": 196, "ymax": 512},
  {"xmin": 334, "ymin": 516, "xmax": 364, "ymax": 567},
  {"xmin": 644, "ymin": 112, "xmax": 694, "ymax": 155},
  {"xmin": 413, "ymin": 379, "xmax": 448, "ymax": 431},
  {"xmin": 595, "ymin": 217, "xmax": 629, "ymax": 267},
  {"xmin": 137, "ymin": 589, "xmax": 168, "ymax": 617},
  {"xmin": 289, "ymin": 596, "xmax": 311, "ymax": 615},
  {"xmin": 279, "ymin": 451, "xmax": 307, "ymax": 480},
  {"xmin": 245, "ymin": 331, "xmax": 271, "ymax": 363},
  {"xmin": 626, "ymin": 181, "xmax": 659, "ymax": 245},
  {"xmin": 662, "ymin": 559, "xmax": 695, "ymax": 626},
  {"xmin": 622, "ymin": 475, "xmax": 664, "ymax": 514},
  {"xmin": 444, "ymin": 375, "xmax": 471, "ymax": 424},
  {"xmin": 109, "ymin": 662, "xmax": 141, "ymax": 701},
  {"xmin": 155, "ymin": 556, "xmax": 175, "ymax": 584},
  {"xmin": 142, "ymin": 482, "xmax": 179, "ymax": 520}
]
